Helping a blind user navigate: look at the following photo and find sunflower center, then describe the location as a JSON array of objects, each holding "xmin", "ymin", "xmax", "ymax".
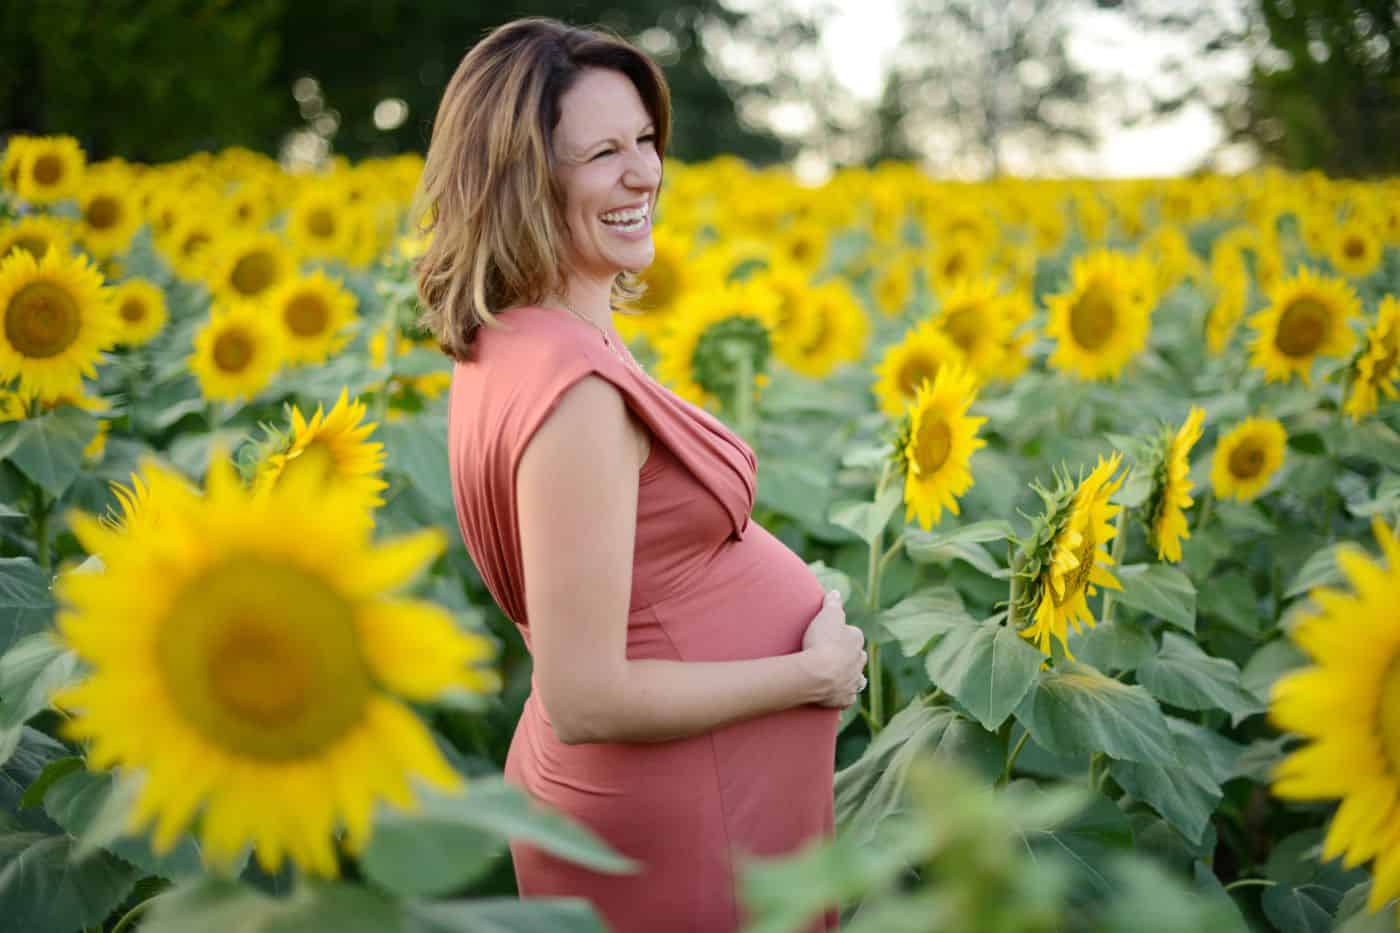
[
  {"xmin": 181, "ymin": 231, "xmax": 211, "ymax": 259},
  {"xmin": 285, "ymin": 293, "xmax": 330, "ymax": 337},
  {"xmin": 942, "ymin": 305, "xmax": 982, "ymax": 355},
  {"xmin": 85, "ymin": 196, "xmax": 121, "ymax": 230},
  {"xmin": 1069, "ymin": 282, "xmax": 1118, "ymax": 351},
  {"xmin": 119, "ymin": 298, "xmax": 147, "ymax": 324},
  {"xmin": 1275, "ymin": 298, "xmax": 1329, "ymax": 358},
  {"xmin": 897, "ymin": 354, "xmax": 940, "ymax": 398},
  {"xmin": 1379, "ymin": 655, "xmax": 1400, "ymax": 775},
  {"xmin": 5, "ymin": 281, "xmax": 81, "ymax": 359},
  {"xmin": 212, "ymin": 329, "xmax": 255, "ymax": 373},
  {"xmin": 14, "ymin": 236, "xmax": 51, "ymax": 259},
  {"xmin": 1343, "ymin": 236, "xmax": 1366, "ymax": 260},
  {"xmin": 913, "ymin": 417, "xmax": 952, "ymax": 475},
  {"xmin": 157, "ymin": 557, "xmax": 371, "ymax": 760},
  {"xmin": 801, "ymin": 308, "xmax": 832, "ymax": 356},
  {"xmin": 307, "ymin": 209, "xmax": 337, "ymax": 240},
  {"xmin": 1228, "ymin": 442, "xmax": 1266, "ymax": 480},
  {"xmin": 32, "ymin": 154, "xmax": 64, "ymax": 186},
  {"xmin": 231, "ymin": 251, "xmax": 278, "ymax": 297}
]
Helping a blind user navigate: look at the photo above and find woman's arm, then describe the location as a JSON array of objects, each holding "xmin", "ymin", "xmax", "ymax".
[{"xmin": 516, "ymin": 374, "xmax": 824, "ymax": 745}]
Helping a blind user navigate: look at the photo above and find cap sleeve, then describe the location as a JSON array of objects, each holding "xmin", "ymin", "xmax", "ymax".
[{"xmin": 447, "ymin": 307, "xmax": 755, "ymax": 628}]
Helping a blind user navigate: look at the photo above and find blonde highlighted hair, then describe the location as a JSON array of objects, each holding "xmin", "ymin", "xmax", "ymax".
[{"xmin": 413, "ymin": 17, "xmax": 671, "ymax": 360}]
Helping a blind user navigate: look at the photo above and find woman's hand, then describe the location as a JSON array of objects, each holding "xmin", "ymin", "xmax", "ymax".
[{"xmin": 798, "ymin": 590, "xmax": 868, "ymax": 709}]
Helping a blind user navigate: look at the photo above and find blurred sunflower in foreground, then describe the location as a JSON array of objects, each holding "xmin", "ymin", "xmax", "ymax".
[
  {"xmin": 53, "ymin": 454, "xmax": 500, "ymax": 877},
  {"xmin": 1270, "ymin": 520, "xmax": 1400, "ymax": 918},
  {"xmin": 1014, "ymin": 454, "xmax": 1125, "ymax": 657}
]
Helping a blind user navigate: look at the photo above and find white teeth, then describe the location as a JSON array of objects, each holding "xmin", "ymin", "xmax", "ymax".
[{"xmin": 600, "ymin": 202, "xmax": 649, "ymax": 224}]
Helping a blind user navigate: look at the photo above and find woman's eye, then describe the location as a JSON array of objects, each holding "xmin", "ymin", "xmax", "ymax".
[
  {"xmin": 591, "ymin": 150, "xmax": 613, "ymax": 161},
  {"xmin": 639, "ymin": 133, "xmax": 656, "ymax": 145}
]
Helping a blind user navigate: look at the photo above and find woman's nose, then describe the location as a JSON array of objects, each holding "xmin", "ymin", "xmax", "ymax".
[{"xmin": 623, "ymin": 148, "xmax": 661, "ymax": 190}]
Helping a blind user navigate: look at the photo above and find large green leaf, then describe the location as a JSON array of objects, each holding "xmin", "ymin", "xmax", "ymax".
[
  {"xmin": 879, "ymin": 587, "xmax": 972, "ymax": 657},
  {"xmin": 0, "ymin": 406, "xmax": 98, "ymax": 498},
  {"xmin": 1014, "ymin": 663, "xmax": 1178, "ymax": 765},
  {"xmin": 0, "ymin": 633, "xmax": 78, "ymax": 768},
  {"xmin": 827, "ymin": 482, "xmax": 902, "ymax": 546},
  {"xmin": 834, "ymin": 700, "xmax": 1001, "ymax": 840},
  {"xmin": 0, "ymin": 559, "xmax": 53, "ymax": 656},
  {"xmin": 903, "ymin": 519, "xmax": 1009, "ymax": 577},
  {"xmin": 1109, "ymin": 719, "xmax": 1231, "ymax": 846},
  {"xmin": 0, "ymin": 729, "xmax": 67, "ymax": 834},
  {"xmin": 1241, "ymin": 638, "xmax": 1309, "ymax": 702},
  {"xmin": 1262, "ymin": 829, "xmax": 1368, "ymax": 933},
  {"xmin": 1286, "ymin": 543, "xmax": 1346, "ymax": 599},
  {"xmin": 1010, "ymin": 783, "xmax": 1133, "ymax": 898},
  {"xmin": 44, "ymin": 766, "xmax": 205, "ymax": 880},
  {"xmin": 924, "ymin": 618, "xmax": 1043, "ymax": 731},
  {"xmin": 1136, "ymin": 632, "xmax": 1264, "ymax": 722},
  {"xmin": 362, "ymin": 778, "xmax": 634, "ymax": 899},
  {"xmin": 0, "ymin": 832, "xmax": 138, "ymax": 933},
  {"xmin": 1066, "ymin": 618, "xmax": 1155, "ymax": 674},
  {"xmin": 1197, "ymin": 571, "xmax": 1264, "ymax": 636},
  {"xmin": 407, "ymin": 898, "xmax": 605, "ymax": 933},
  {"xmin": 1113, "ymin": 564, "xmax": 1196, "ymax": 632},
  {"xmin": 380, "ymin": 416, "xmax": 453, "ymax": 513}
]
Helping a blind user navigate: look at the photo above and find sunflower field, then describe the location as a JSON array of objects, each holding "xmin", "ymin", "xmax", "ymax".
[{"xmin": 1, "ymin": 133, "xmax": 1400, "ymax": 933}]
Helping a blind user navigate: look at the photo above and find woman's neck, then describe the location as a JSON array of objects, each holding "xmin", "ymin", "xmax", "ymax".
[{"xmin": 546, "ymin": 276, "xmax": 614, "ymax": 330}]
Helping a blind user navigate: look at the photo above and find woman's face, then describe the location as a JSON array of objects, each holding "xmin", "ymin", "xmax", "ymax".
[{"xmin": 553, "ymin": 67, "xmax": 662, "ymax": 283}]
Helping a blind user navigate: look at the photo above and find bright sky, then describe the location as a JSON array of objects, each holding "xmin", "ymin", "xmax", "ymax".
[{"xmin": 813, "ymin": 0, "xmax": 1252, "ymax": 177}]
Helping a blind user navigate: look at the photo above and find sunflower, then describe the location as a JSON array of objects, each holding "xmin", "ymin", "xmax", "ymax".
[
  {"xmin": 1330, "ymin": 218, "xmax": 1383, "ymax": 279},
  {"xmin": 15, "ymin": 135, "xmax": 85, "ymax": 204},
  {"xmin": 870, "ymin": 252, "xmax": 918, "ymax": 317},
  {"xmin": 1, "ymin": 137, "xmax": 28, "ymax": 194},
  {"xmin": 931, "ymin": 277, "xmax": 1013, "ymax": 377},
  {"xmin": 52, "ymin": 453, "xmax": 500, "ymax": 877},
  {"xmin": 758, "ymin": 262, "xmax": 820, "ymax": 361},
  {"xmin": 0, "ymin": 247, "xmax": 116, "ymax": 403},
  {"xmin": 256, "ymin": 389, "xmax": 387, "ymax": 520},
  {"xmin": 0, "ymin": 215, "xmax": 74, "ymax": 263},
  {"xmin": 189, "ymin": 303, "xmax": 283, "ymax": 403},
  {"xmin": 76, "ymin": 176, "xmax": 142, "ymax": 259},
  {"xmin": 109, "ymin": 279, "xmax": 168, "ymax": 348},
  {"xmin": 1017, "ymin": 454, "xmax": 1125, "ymax": 658},
  {"xmin": 224, "ymin": 178, "xmax": 277, "ymax": 232},
  {"xmin": 1269, "ymin": 519, "xmax": 1400, "ymax": 916},
  {"xmin": 286, "ymin": 183, "xmax": 357, "ymax": 262},
  {"xmin": 1206, "ymin": 254, "xmax": 1250, "ymax": 355},
  {"xmin": 1144, "ymin": 407, "xmax": 1205, "ymax": 563},
  {"xmin": 205, "ymin": 231, "xmax": 295, "ymax": 304},
  {"xmin": 773, "ymin": 219, "xmax": 828, "ymax": 276},
  {"xmin": 782, "ymin": 279, "xmax": 870, "ymax": 380},
  {"xmin": 267, "ymin": 271, "xmax": 358, "ymax": 365},
  {"xmin": 654, "ymin": 279, "xmax": 781, "ymax": 412},
  {"xmin": 0, "ymin": 388, "xmax": 26, "ymax": 421},
  {"xmin": 1344, "ymin": 296, "xmax": 1400, "ymax": 421},
  {"xmin": 1249, "ymin": 267, "xmax": 1359, "ymax": 384},
  {"xmin": 894, "ymin": 364, "xmax": 986, "ymax": 530},
  {"xmin": 1044, "ymin": 249, "xmax": 1153, "ymax": 381},
  {"xmin": 871, "ymin": 324, "xmax": 967, "ymax": 418},
  {"xmin": 162, "ymin": 214, "xmax": 221, "ymax": 283},
  {"xmin": 1211, "ymin": 417, "xmax": 1286, "ymax": 502}
]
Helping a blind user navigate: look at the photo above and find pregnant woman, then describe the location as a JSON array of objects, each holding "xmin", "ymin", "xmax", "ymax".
[{"xmin": 414, "ymin": 18, "xmax": 868, "ymax": 932}]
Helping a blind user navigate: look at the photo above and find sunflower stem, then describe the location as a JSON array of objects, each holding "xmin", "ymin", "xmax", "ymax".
[
  {"xmin": 1087, "ymin": 751, "xmax": 1106, "ymax": 791},
  {"xmin": 865, "ymin": 460, "xmax": 892, "ymax": 734},
  {"xmin": 1000, "ymin": 728, "xmax": 1031, "ymax": 787},
  {"xmin": 372, "ymin": 295, "xmax": 403, "ymax": 426},
  {"xmin": 1098, "ymin": 505, "xmax": 1131, "ymax": 627},
  {"xmin": 1194, "ymin": 489, "xmax": 1214, "ymax": 534}
]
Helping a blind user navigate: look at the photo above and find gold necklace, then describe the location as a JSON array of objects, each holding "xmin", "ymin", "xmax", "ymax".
[{"xmin": 557, "ymin": 302, "xmax": 640, "ymax": 371}]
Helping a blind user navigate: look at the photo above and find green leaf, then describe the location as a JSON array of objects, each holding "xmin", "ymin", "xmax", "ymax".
[
  {"xmin": 1136, "ymin": 632, "xmax": 1264, "ymax": 722},
  {"xmin": 1011, "ymin": 783, "xmax": 1133, "ymax": 898},
  {"xmin": 1346, "ymin": 474, "xmax": 1400, "ymax": 519},
  {"xmin": 363, "ymin": 778, "xmax": 635, "ymax": 896},
  {"xmin": 1241, "ymin": 639, "xmax": 1308, "ymax": 702},
  {"xmin": 380, "ymin": 416, "xmax": 453, "ymax": 512},
  {"xmin": 16, "ymin": 756, "xmax": 81, "ymax": 810},
  {"xmin": 141, "ymin": 877, "xmax": 408, "ymax": 933},
  {"xmin": 1286, "ymin": 544, "xmax": 1346, "ymax": 599},
  {"xmin": 0, "ymin": 406, "xmax": 98, "ymax": 498},
  {"xmin": 1262, "ymin": 829, "xmax": 1368, "ymax": 933},
  {"xmin": 1332, "ymin": 883, "xmax": 1398, "ymax": 933},
  {"xmin": 904, "ymin": 520, "xmax": 1010, "ymax": 578},
  {"xmin": 0, "ymin": 558, "xmax": 54, "ymax": 656},
  {"xmin": 924, "ymin": 618, "xmax": 1043, "ymax": 731},
  {"xmin": 407, "ymin": 898, "xmax": 606, "ymax": 933},
  {"xmin": 878, "ymin": 587, "xmax": 973, "ymax": 657},
  {"xmin": 835, "ymin": 700, "xmax": 1001, "ymax": 841},
  {"xmin": 1014, "ymin": 662, "xmax": 1179, "ymax": 765},
  {"xmin": 806, "ymin": 561, "xmax": 853, "ymax": 604},
  {"xmin": 45, "ymin": 766, "xmax": 205, "ymax": 880},
  {"xmin": 0, "ymin": 832, "xmax": 138, "ymax": 933},
  {"xmin": 1110, "ymin": 719, "xmax": 1227, "ymax": 845},
  {"xmin": 1197, "ymin": 571, "xmax": 1263, "ymax": 636},
  {"xmin": 1114, "ymin": 563, "xmax": 1197, "ymax": 632},
  {"xmin": 0, "ymin": 634, "xmax": 78, "ymax": 767},
  {"xmin": 1214, "ymin": 501, "xmax": 1277, "ymax": 535},
  {"xmin": 1066, "ymin": 618, "xmax": 1155, "ymax": 674},
  {"xmin": 827, "ymin": 481, "xmax": 902, "ymax": 545}
]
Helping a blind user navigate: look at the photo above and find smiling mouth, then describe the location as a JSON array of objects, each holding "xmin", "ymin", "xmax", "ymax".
[{"xmin": 600, "ymin": 197, "xmax": 651, "ymax": 230}]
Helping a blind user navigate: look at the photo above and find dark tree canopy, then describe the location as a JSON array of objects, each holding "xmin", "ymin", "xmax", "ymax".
[{"xmin": 0, "ymin": 0, "xmax": 786, "ymax": 165}]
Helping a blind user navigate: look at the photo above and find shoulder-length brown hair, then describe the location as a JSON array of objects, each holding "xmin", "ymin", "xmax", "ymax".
[{"xmin": 413, "ymin": 17, "xmax": 671, "ymax": 360}]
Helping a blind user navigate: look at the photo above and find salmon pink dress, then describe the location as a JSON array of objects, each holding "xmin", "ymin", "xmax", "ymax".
[{"xmin": 447, "ymin": 306, "xmax": 839, "ymax": 932}]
